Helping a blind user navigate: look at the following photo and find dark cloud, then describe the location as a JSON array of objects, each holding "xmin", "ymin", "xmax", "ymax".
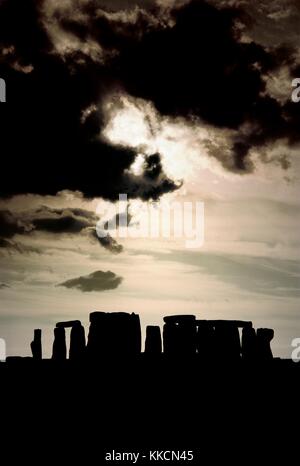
[
  {"xmin": 116, "ymin": 1, "xmax": 300, "ymax": 169},
  {"xmin": 119, "ymin": 2, "xmax": 262, "ymax": 127},
  {"xmin": 30, "ymin": 206, "xmax": 98, "ymax": 234},
  {"xmin": 0, "ymin": 236, "xmax": 41, "ymax": 254},
  {"xmin": 208, "ymin": 0, "xmax": 300, "ymax": 49},
  {"xmin": 0, "ymin": 206, "xmax": 96, "ymax": 237},
  {"xmin": 0, "ymin": 210, "xmax": 28, "ymax": 238},
  {"xmin": 97, "ymin": 235, "xmax": 124, "ymax": 254},
  {"xmin": 0, "ymin": 283, "xmax": 10, "ymax": 289},
  {"xmin": 94, "ymin": 0, "xmax": 156, "ymax": 10},
  {"xmin": 0, "ymin": 0, "xmax": 298, "ymax": 195},
  {"xmin": 103, "ymin": 206, "xmax": 132, "ymax": 230},
  {"xmin": 0, "ymin": 0, "xmax": 177, "ymax": 199},
  {"xmin": 91, "ymin": 229, "xmax": 124, "ymax": 254},
  {"xmin": 58, "ymin": 270, "xmax": 123, "ymax": 292},
  {"xmin": 121, "ymin": 153, "xmax": 181, "ymax": 200},
  {"xmin": 0, "ymin": 206, "xmax": 125, "ymax": 254},
  {"xmin": 0, "ymin": 238, "xmax": 12, "ymax": 248},
  {"xmin": 44, "ymin": 0, "xmax": 300, "ymax": 172},
  {"xmin": 0, "ymin": 237, "xmax": 19, "ymax": 250}
]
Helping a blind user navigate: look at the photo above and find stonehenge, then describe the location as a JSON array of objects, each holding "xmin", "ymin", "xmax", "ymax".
[{"xmin": 30, "ymin": 312, "xmax": 273, "ymax": 363}]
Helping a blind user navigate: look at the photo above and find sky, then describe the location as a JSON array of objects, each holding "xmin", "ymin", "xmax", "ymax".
[{"xmin": 0, "ymin": 0, "xmax": 300, "ymax": 358}]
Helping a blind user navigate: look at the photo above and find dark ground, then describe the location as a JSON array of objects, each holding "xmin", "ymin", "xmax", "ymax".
[{"xmin": 1, "ymin": 357, "xmax": 299, "ymax": 465}]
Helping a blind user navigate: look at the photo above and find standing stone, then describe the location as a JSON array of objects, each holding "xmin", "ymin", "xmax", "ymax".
[
  {"xmin": 52, "ymin": 327, "xmax": 67, "ymax": 361},
  {"xmin": 87, "ymin": 312, "xmax": 107, "ymax": 358},
  {"xmin": 145, "ymin": 326, "xmax": 162, "ymax": 354},
  {"xmin": 69, "ymin": 323, "xmax": 86, "ymax": 361},
  {"xmin": 241, "ymin": 326, "xmax": 257, "ymax": 361},
  {"xmin": 256, "ymin": 328, "xmax": 274, "ymax": 361},
  {"xmin": 131, "ymin": 313, "xmax": 142, "ymax": 355},
  {"xmin": 163, "ymin": 315, "xmax": 196, "ymax": 324},
  {"xmin": 30, "ymin": 329, "xmax": 42, "ymax": 360},
  {"xmin": 163, "ymin": 315, "xmax": 196, "ymax": 355},
  {"xmin": 109, "ymin": 312, "xmax": 138, "ymax": 355},
  {"xmin": 87, "ymin": 311, "xmax": 142, "ymax": 358},
  {"xmin": 56, "ymin": 320, "xmax": 81, "ymax": 328},
  {"xmin": 214, "ymin": 322, "xmax": 241, "ymax": 361},
  {"xmin": 196, "ymin": 321, "xmax": 216, "ymax": 360},
  {"xmin": 163, "ymin": 321, "xmax": 177, "ymax": 354}
]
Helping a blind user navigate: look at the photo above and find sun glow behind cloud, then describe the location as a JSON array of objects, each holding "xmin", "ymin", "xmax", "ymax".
[
  {"xmin": 101, "ymin": 91, "xmax": 298, "ymax": 193},
  {"xmin": 102, "ymin": 92, "xmax": 223, "ymax": 182}
]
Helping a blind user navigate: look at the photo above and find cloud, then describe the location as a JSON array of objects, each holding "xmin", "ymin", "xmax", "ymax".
[
  {"xmin": 0, "ymin": 283, "xmax": 10, "ymax": 289},
  {"xmin": 91, "ymin": 229, "xmax": 124, "ymax": 254},
  {"xmin": 0, "ymin": 206, "xmax": 97, "ymax": 237},
  {"xmin": 0, "ymin": 237, "xmax": 22, "ymax": 252},
  {"xmin": 0, "ymin": 236, "xmax": 42, "ymax": 254},
  {"xmin": 0, "ymin": 210, "xmax": 28, "ymax": 238},
  {"xmin": 114, "ymin": 0, "xmax": 300, "ymax": 169},
  {"xmin": 121, "ymin": 153, "xmax": 182, "ymax": 199},
  {"xmin": 58, "ymin": 270, "xmax": 123, "ymax": 292},
  {"xmin": 0, "ymin": 45, "xmax": 34, "ymax": 74},
  {"xmin": 30, "ymin": 206, "xmax": 98, "ymax": 234},
  {"xmin": 0, "ymin": 238, "xmax": 13, "ymax": 249},
  {"xmin": 0, "ymin": 0, "xmax": 299, "ymax": 200},
  {"xmin": 208, "ymin": 0, "xmax": 300, "ymax": 48},
  {"xmin": 41, "ymin": 0, "xmax": 167, "ymax": 64},
  {"xmin": 0, "ymin": 206, "xmax": 125, "ymax": 254},
  {"xmin": 102, "ymin": 91, "xmax": 295, "ymax": 178},
  {"xmin": 152, "ymin": 249, "xmax": 300, "ymax": 298},
  {"xmin": 97, "ymin": 2, "xmax": 300, "ymax": 176},
  {"xmin": 0, "ymin": 0, "xmax": 178, "ymax": 200}
]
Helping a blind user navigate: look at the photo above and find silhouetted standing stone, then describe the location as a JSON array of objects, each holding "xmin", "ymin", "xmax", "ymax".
[
  {"xmin": 196, "ymin": 321, "xmax": 216, "ymax": 360},
  {"xmin": 214, "ymin": 322, "xmax": 241, "ymax": 361},
  {"xmin": 256, "ymin": 328, "xmax": 274, "ymax": 361},
  {"xmin": 69, "ymin": 323, "xmax": 86, "ymax": 361},
  {"xmin": 56, "ymin": 320, "xmax": 81, "ymax": 328},
  {"xmin": 131, "ymin": 313, "xmax": 142, "ymax": 355},
  {"xmin": 54, "ymin": 320, "xmax": 86, "ymax": 361},
  {"xmin": 87, "ymin": 311, "xmax": 142, "ymax": 358},
  {"xmin": 164, "ymin": 315, "xmax": 196, "ymax": 324},
  {"xmin": 196, "ymin": 320, "xmax": 253, "ymax": 361},
  {"xmin": 52, "ymin": 327, "xmax": 67, "ymax": 361},
  {"xmin": 109, "ymin": 312, "xmax": 136, "ymax": 355},
  {"xmin": 145, "ymin": 326, "xmax": 162, "ymax": 354},
  {"xmin": 196, "ymin": 320, "xmax": 252, "ymax": 329},
  {"xmin": 87, "ymin": 311, "xmax": 107, "ymax": 358},
  {"xmin": 241, "ymin": 326, "xmax": 257, "ymax": 361},
  {"xmin": 163, "ymin": 315, "xmax": 196, "ymax": 355},
  {"xmin": 30, "ymin": 329, "xmax": 42, "ymax": 360}
]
